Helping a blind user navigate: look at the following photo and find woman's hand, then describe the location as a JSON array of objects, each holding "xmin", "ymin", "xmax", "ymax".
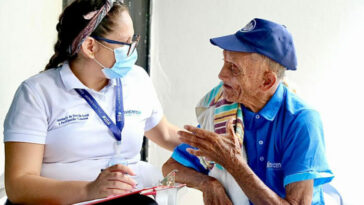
[{"xmin": 86, "ymin": 164, "xmax": 137, "ymax": 200}]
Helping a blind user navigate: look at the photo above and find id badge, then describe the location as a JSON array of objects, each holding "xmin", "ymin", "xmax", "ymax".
[
  {"xmin": 108, "ymin": 141, "xmax": 128, "ymax": 167},
  {"xmin": 107, "ymin": 141, "xmax": 142, "ymax": 189}
]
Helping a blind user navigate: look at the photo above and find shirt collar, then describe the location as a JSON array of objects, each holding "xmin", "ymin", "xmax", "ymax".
[
  {"xmin": 59, "ymin": 62, "xmax": 117, "ymax": 91},
  {"xmin": 258, "ymin": 83, "xmax": 284, "ymax": 121}
]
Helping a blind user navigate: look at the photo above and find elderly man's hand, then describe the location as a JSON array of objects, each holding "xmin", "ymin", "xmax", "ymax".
[
  {"xmin": 200, "ymin": 178, "xmax": 232, "ymax": 205},
  {"xmin": 178, "ymin": 119, "xmax": 243, "ymax": 170}
]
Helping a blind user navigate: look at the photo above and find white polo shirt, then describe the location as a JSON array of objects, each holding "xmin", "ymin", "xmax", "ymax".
[{"xmin": 4, "ymin": 62, "xmax": 163, "ymax": 185}]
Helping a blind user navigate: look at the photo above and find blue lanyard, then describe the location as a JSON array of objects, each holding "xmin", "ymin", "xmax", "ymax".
[{"xmin": 75, "ymin": 79, "xmax": 124, "ymax": 142}]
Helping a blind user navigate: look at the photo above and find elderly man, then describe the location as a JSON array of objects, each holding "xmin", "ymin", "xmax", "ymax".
[{"xmin": 162, "ymin": 18, "xmax": 333, "ymax": 205}]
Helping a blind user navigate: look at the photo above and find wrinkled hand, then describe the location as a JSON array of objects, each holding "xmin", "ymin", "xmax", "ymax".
[
  {"xmin": 178, "ymin": 118, "xmax": 243, "ymax": 169},
  {"xmin": 86, "ymin": 164, "xmax": 137, "ymax": 200},
  {"xmin": 200, "ymin": 178, "xmax": 232, "ymax": 205}
]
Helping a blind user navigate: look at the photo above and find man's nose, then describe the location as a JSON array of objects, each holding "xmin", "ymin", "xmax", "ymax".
[{"xmin": 218, "ymin": 64, "xmax": 229, "ymax": 81}]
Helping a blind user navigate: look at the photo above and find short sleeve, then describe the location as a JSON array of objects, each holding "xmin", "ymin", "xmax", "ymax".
[
  {"xmin": 172, "ymin": 143, "xmax": 209, "ymax": 175},
  {"xmin": 144, "ymin": 75, "xmax": 163, "ymax": 131},
  {"xmin": 282, "ymin": 110, "xmax": 334, "ymax": 187},
  {"xmin": 3, "ymin": 82, "xmax": 48, "ymax": 144}
]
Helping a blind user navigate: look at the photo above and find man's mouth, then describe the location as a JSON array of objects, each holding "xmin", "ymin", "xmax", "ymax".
[{"xmin": 223, "ymin": 83, "xmax": 232, "ymax": 89}]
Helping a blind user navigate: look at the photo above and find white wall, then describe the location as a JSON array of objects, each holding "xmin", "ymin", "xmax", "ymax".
[
  {"xmin": 0, "ymin": 0, "xmax": 62, "ymax": 197},
  {"xmin": 149, "ymin": 0, "xmax": 364, "ymax": 204}
]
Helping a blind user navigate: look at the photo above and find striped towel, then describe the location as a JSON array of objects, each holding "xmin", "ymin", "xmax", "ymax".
[{"xmin": 195, "ymin": 82, "xmax": 246, "ymax": 170}]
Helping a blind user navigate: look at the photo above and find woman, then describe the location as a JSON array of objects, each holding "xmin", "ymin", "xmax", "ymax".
[{"xmin": 3, "ymin": 0, "xmax": 180, "ymax": 204}]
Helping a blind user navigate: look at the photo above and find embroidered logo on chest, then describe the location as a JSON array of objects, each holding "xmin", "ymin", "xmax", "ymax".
[
  {"xmin": 124, "ymin": 110, "xmax": 142, "ymax": 116},
  {"xmin": 267, "ymin": 161, "xmax": 282, "ymax": 170},
  {"xmin": 57, "ymin": 113, "xmax": 90, "ymax": 126}
]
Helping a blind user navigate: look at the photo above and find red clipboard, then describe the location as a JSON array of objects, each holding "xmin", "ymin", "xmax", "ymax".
[{"xmin": 73, "ymin": 184, "xmax": 186, "ymax": 205}]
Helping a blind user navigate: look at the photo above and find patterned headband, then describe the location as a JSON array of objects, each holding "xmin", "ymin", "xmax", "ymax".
[{"xmin": 68, "ymin": 0, "xmax": 117, "ymax": 56}]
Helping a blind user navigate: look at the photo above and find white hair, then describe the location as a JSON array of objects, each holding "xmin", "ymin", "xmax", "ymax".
[{"xmin": 252, "ymin": 53, "xmax": 286, "ymax": 80}]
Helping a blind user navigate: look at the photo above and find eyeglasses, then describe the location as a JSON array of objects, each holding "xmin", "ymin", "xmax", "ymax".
[{"xmin": 92, "ymin": 34, "xmax": 140, "ymax": 56}]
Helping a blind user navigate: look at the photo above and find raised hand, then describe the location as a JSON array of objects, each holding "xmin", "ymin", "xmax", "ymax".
[{"xmin": 178, "ymin": 118, "xmax": 243, "ymax": 170}]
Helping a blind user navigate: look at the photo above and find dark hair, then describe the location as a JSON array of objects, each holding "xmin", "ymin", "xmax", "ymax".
[{"xmin": 44, "ymin": 0, "xmax": 128, "ymax": 70}]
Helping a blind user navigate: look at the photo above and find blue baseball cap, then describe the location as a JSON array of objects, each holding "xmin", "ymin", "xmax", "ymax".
[{"xmin": 210, "ymin": 18, "xmax": 297, "ymax": 70}]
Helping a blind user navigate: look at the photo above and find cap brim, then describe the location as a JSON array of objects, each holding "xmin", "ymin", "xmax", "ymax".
[{"xmin": 210, "ymin": 34, "xmax": 256, "ymax": 53}]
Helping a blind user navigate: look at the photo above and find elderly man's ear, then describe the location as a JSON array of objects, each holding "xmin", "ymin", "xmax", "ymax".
[{"xmin": 261, "ymin": 71, "xmax": 277, "ymax": 91}]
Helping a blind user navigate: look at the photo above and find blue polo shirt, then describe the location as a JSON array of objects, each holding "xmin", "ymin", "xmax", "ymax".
[{"xmin": 172, "ymin": 83, "xmax": 334, "ymax": 204}]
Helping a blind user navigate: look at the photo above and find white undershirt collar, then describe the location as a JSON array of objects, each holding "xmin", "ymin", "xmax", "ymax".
[{"xmin": 59, "ymin": 62, "xmax": 117, "ymax": 92}]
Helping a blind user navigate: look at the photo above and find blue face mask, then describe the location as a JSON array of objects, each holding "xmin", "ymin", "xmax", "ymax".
[{"xmin": 94, "ymin": 42, "xmax": 138, "ymax": 79}]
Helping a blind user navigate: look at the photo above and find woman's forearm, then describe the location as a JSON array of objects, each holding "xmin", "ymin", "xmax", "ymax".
[
  {"xmin": 145, "ymin": 116, "xmax": 181, "ymax": 151},
  {"xmin": 6, "ymin": 174, "xmax": 90, "ymax": 205}
]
